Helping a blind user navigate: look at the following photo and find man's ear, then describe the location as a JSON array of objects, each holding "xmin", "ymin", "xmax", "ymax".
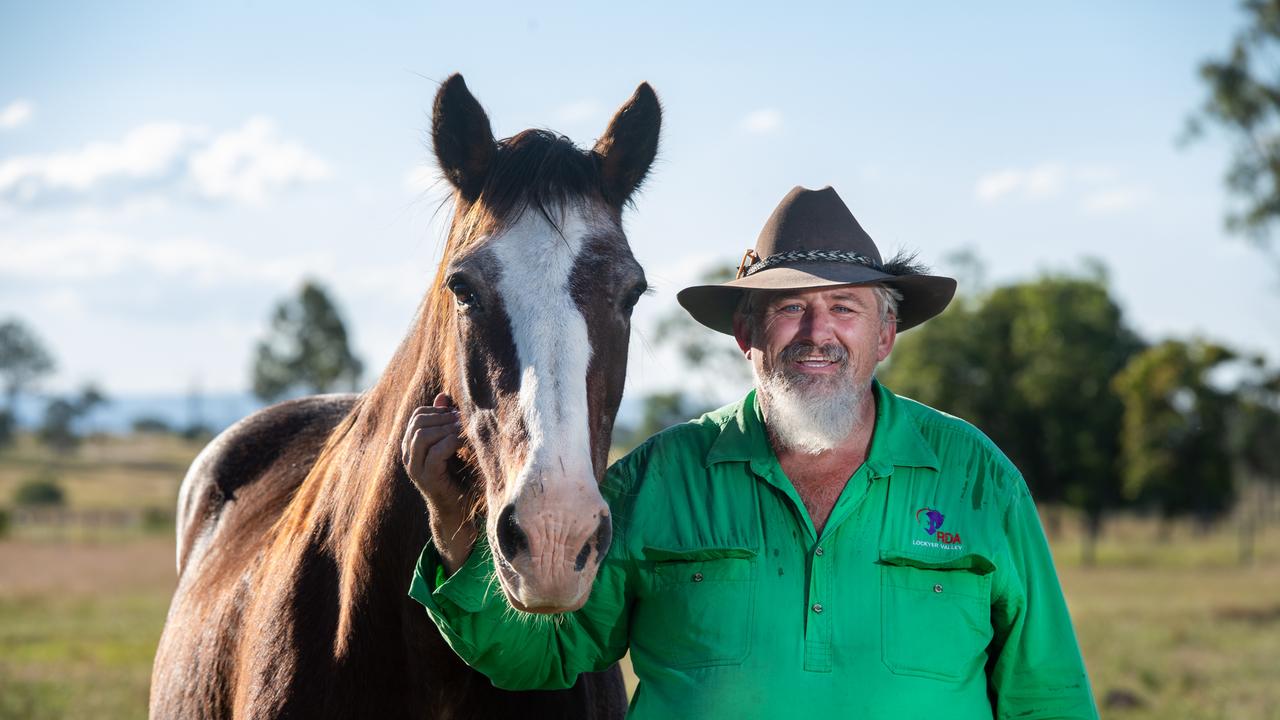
[
  {"xmin": 732, "ymin": 313, "xmax": 752, "ymax": 357},
  {"xmin": 877, "ymin": 316, "xmax": 898, "ymax": 362}
]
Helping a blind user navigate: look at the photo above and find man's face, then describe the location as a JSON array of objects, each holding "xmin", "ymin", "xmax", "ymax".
[{"xmin": 733, "ymin": 285, "xmax": 897, "ymax": 397}]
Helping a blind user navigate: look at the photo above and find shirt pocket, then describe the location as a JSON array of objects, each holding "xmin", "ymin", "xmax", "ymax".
[
  {"xmin": 633, "ymin": 546, "xmax": 758, "ymax": 669},
  {"xmin": 878, "ymin": 548, "xmax": 995, "ymax": 682}
]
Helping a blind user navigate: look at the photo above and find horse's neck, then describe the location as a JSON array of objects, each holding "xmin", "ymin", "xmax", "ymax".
[
  {"xmin": 279, "ymin": 367, "xmax": 439, "ymax": 619},
  {"xmin": 265, "ymin": 290, "xmax": 461, "ymax": 642}
]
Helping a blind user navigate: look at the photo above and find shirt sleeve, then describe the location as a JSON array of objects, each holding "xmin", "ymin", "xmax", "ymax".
[
  {"xmin": 987, "ymin": 479, "xmax": 1099, "ymax": 720},
  {"xmin": 408, "ymin": 532, "xmax": 631, "ymax": 691}
]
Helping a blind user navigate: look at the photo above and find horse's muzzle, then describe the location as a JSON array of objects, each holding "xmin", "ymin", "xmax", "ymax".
[{"xmin": 490, "ymin": 491, "xmax": 612, "ymax": 613}]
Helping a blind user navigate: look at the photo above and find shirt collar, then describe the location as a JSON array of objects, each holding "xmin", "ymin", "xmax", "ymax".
[{"xmin": 704, "ymin": 378, "xmax": 940, "ymax": 475}]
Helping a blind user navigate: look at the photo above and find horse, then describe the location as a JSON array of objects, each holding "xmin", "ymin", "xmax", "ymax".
[{"xmin": 149, "ymin": 73, "xmax": 661, "ymax": 719}]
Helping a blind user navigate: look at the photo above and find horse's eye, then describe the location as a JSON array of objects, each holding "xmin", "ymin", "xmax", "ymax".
[
  {"xmin": 621, "ymin": 281, "xmax": 648, "ymax": 311},
  {"xmin": 447, "ymin": 276, "xmax": 478, "ymax": 308}
]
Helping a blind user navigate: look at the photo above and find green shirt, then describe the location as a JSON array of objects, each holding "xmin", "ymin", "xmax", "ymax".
[{"xmin": 409, "ymin": 381, "xmax": 1098, "ymax": 719}]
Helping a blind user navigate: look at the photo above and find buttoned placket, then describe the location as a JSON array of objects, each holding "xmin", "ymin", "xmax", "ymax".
[{"xmin": 756, "ymin": 458, "xmax": 888, "ymax": 673}]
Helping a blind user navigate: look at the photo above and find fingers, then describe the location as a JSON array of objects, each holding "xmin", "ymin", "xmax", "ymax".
[
  {"xmin": 408, "ymin": 412, "xmax": 458, "ymax": 429},
  {"xmin": 401, "ymin": 405, "xmax": 459, "ymax": 462},
  {"xmin": 400, "ymin": 394, "xmax": 464, "ymax": 492},
  {"xmin": 404, "ymin": 413, "xmax": 463, "ymax": 484},
  {"xmin": 407, "ymin": 424, "xmax": 463, "ymax": 486},
  {"xmin": 424, "ymin": 431, "xmax": 463, "ymax": 472}
]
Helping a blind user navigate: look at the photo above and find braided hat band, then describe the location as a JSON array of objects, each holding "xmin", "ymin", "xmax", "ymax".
[{"xmin": 736, "ymin": 248, "xmax": 883, "ymax": 280}]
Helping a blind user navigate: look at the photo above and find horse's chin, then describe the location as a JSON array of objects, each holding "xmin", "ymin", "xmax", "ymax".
[{"xmin": 493, "ymin": 561, "xmax": 595, "ymax": 615}]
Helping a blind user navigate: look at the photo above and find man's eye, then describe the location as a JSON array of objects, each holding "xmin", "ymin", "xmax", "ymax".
[{"xmin": 780, "ymin": 304, "xmax": 803, "ymax": 313}]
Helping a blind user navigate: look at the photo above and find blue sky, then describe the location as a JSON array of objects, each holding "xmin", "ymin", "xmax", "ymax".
[{"xmin": 2, "ymin": 1, "xmax": 1276, "ymax": 405}]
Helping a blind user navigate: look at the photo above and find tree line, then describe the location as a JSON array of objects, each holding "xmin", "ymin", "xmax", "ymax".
[
  {"xmin": 619, "ymin": 259, "xmax": 1280, "ymax": 565},
  {"xmin": 0, "ymin": 278, "xmax": 363, "ymax": 456},
  {"xmin": 5, "ymin": 266, "xmax": 1277, "ymax": 564}
]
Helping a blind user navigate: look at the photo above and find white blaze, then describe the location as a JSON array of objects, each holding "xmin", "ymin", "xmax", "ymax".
[{"xmin": 487, "ymin": 207, "xmax": 598, "ymax": 495}]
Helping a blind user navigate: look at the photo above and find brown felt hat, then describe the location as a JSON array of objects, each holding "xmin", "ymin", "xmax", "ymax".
[{"xmin": 677, "ymin": 185, "xmax": 957, "ymax": 334}]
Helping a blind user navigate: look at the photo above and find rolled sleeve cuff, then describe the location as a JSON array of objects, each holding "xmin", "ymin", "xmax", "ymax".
[{"xmin": 408, "ymin": 534, "xmax": 498, "ymax": 616}]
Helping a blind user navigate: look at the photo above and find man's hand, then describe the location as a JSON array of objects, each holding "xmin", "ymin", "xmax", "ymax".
[{"xmin": 401, "ymin": 392, "xmax": 476, "ymax": 573}]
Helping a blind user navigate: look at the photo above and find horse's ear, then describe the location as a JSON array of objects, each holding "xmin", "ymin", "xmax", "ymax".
[
  {"xmin": 593, "ymin": 83, "xmax": 662, "ymax": 207},
  {"xmin": 432, "ymin": 74, "xmax": 496, "ymax": 201}
]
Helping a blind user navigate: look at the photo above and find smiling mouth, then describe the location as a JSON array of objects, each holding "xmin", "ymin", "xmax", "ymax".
[
  {"xmin": 778, "ymin": 343, "xmax": 848, "ymax": 375},
  {"xmin": 794, "ymin": 357, "xmax": 838, "ymax": 369}
]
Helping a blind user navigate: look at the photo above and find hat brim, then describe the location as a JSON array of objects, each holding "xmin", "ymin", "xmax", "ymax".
[{"xmin": 676, "ymin": 262, "xmax": 957, "ymax": 335}]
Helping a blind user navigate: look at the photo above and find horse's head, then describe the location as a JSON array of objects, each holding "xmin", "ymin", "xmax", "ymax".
[{"xmin": 428, "ymin": 74, "xmax": 659, "ymax": 613}]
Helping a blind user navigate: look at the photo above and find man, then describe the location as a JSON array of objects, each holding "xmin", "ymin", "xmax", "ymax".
[{"xmin": 407, "ymin": 186, "xmax": 1099, "ymax": 718}]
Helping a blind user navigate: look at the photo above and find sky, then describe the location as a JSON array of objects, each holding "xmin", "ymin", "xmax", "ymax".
[{"xmin": 2, "ymin": 1, "xmax": 1277, "ymax": 410}]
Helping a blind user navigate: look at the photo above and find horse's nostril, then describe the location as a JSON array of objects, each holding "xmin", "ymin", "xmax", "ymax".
[
  {"xmin": 593, "ymin": 514, "xmax": 612, "ymax": 565},
  {"xmin": 573, "ymin": 541, "xmax": 591, "ymax": 571},
  {"xmin": 495, "ymin": 504, "xmax": 528, "ymax": 562}
]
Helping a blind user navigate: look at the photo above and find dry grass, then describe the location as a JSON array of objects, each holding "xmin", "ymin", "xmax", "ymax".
[
  {"xmin": 0, "ymin": 537, "xmax": 176, "ymax": 720},
  {"xmin": 1, "ymin": 433, "xmax": 1278, "ymax": 718},
  {"xmin": 0, "ymin": 433, "xmax": 196, "ymax": 512}
]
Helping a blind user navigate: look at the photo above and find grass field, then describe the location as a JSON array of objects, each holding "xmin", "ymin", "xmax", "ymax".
[{"xmin": 1, "ymin": 434, "xmax": 1278, "ymax": 718}]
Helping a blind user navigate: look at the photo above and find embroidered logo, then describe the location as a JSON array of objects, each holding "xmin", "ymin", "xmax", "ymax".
[
  {"xmin": 915, "ymin": 507, "xmax": 962, "ymax": 546},
  {"xmin": 916, "ymin": 507, "xmax": 945, "ymax": 535}
]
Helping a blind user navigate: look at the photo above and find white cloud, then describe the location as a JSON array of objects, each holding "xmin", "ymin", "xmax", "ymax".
[
  {"xmin": 975, "ymin": 163, "xmax": 1065, "ymax": 202},
  {"xmin": 1023, "ymin": 164, "xmax": 1064, "ymax": 198},
  {"xmin": 975, "ymin": 162, "xmax": 1149, "ymax": 214},
  {"xmin": 0, "ymin": 99, "xmax": 34, "ymax": 130},
  {"xmin": 0, "ymin": 228, "xmax": 333, "ymax": 286},
  {"xmin": 740, "ymin": 108, "xmax": 783, "ymax": 135},
  {"xmin": 0, "ymin": 116, "xmax": 331, "ymax": 209},
  {"xmin": 974, "ymin": 169, "xmax": 1024, "ymax": 202},
  {"xmin": 0, "ymin": 122, "xmax": 200, "ymax": 199},
  {"xmin": 188, "ymin": 116, "xmax": 331, "ymax": 205}
]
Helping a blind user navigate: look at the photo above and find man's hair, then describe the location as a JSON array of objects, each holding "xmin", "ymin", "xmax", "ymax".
[{"xmin": 736, "ymin": 284, "xmax": 903, "ymax": 332}]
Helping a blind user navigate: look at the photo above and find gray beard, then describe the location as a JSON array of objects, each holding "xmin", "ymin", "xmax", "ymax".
[{"xmin": 754, "ymin": 361, "xmax": 867, "ymax": 456}]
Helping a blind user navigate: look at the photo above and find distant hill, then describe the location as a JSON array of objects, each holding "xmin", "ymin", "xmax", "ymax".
[
  {"xmin": 11, "ymin": 391, "xmax": 268, "ymax": 435},
  {"xmin": 9, "ymin": 391, "xmax": 646, "ymax": 437}
]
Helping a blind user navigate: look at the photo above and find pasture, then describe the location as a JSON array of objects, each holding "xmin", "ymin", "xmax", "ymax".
[{"xmin": 0, "ymin": 433, "xmax": 1277, "ymax": 719}]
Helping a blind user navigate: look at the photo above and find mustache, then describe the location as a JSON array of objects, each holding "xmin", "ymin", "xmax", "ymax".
[{"xmin": 778, "ymin": 342, "xmax": 848, "ymax": 366}]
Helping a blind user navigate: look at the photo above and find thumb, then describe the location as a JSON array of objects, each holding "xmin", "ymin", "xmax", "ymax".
[{"xmin": 433, "ymin": 392, "xmax": 454, "ymax": 410}]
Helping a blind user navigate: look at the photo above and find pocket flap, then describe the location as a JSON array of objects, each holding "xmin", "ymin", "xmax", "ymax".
[
  {"xmin": 642, "ymin": 546, "xmax": 758, "ymax": 563},
  {"xmin": 878, "ymin": 547, "xmax": 995, "ymax": 574}
]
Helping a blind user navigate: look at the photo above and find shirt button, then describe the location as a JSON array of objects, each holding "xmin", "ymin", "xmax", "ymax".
[
  {"xmin": 814, "ymin": 546, "xmax": 825, "ymax": 557},
  {"xmin": 812, "ymin": 603, "xmax": 824, "ymax": 614},
  {"xmin": 692, "ymin": 572, "xmax": 704, "ymax": 583},
  {"xmin": 933, "ymin": 584, "xmax": 943, "ymax": 593}
]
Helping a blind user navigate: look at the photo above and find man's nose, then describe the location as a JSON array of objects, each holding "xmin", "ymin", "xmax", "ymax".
[{"xmin": 797, "ymin": 306, "xmax": 836, "ymax": 343}]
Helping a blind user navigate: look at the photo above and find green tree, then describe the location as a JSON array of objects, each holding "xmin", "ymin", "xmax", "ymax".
[
  {"xmin": 611, "ymin": 391, "xmax": 708, "ymax": 455},
  {"xmin": 1232, "ymin": 359, "xmax": 1280, "ymax": 483},
  {"xmin": 1223, "ymin": 357, "xmax": 1280, "ymax": 561},
  {"xmin": 37, "ymin": 383, "xmax": 109, "ymax": 452},
  {"xmin": 1188, "ymin": 0, "xmax": 1280, "ymax": 262},
  {"xmin": 1112, "ymin": 340, "xmax": 1238, "ymax": 530},
  {"xmin": 651, "ymin": 265, "xmax": 753, "ymax": 404},
  {"xmin": 252, "ymin": 279, "xmax": 364, "ymax": 402},
  {"xmin": 882, "ymin": 266, "xmax": 1143, "ymax": 563},
  {"xmin": 0, "ymin": 319, "xmax": 56, "ymax": 441}
]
